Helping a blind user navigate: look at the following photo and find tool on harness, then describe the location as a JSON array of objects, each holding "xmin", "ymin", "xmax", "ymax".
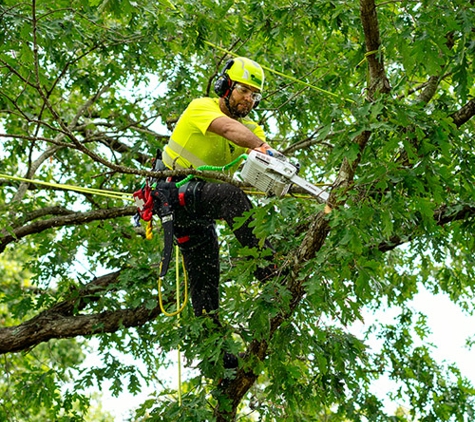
[
  {"xmin": 133, "ymin": 152, "xmax": 179, "ymax": 277},
  {"xmin": 152, "ymin": 184, "xmax": 175, "ymax": 277},
  {"xmin": 133, "ymin": 161, "xmax": 190, "ymax": 317},
  {"xmin": 133, "ymin": 157, "xmax": 205, "ymax": 277},
  {"xmin": 239, "ymin": 150, "xmax": 330, "ymax": 201},
  {"xmin": 133, "ymin": 183, "xmax": 154, "ymax": 222},
  {"xmin": 134, "ymin": 153, "xmax": 249, "ymax": 276}
]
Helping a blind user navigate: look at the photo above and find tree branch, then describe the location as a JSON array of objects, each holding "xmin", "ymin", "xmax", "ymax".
[
  {"xmin": 0, "ymin": 270, "xmax": 165, "ymax": 354},
  {"xmin": 416, "ymin": 75, "xmax": 440, "ymax": 104},
  {"xmin": 12, "ymin": 145, "xmax": 64, "ymax": 203},
  {"xmin": 12, "ymin": 206, "xmax": 75, "ymax": 228},
  {"xmin": 0, "ymin": 262, "xmax": 187, "ymax": 355},
  {"xmin": 359, "ymin": 0, "xmax": 391, "ymax": 95},
  {"xmin": 0, "ymin": 303, "xmax": 163, "ymax": 354},
  {"xmin": 0, "ymin": 205, "xmax": 137, "ymax": 253},
  {"xmin": 376, "ymin": 203, "xmax": 475, "ymax": 252},
  {"xmin": 450, "ymin": 98, "xmax": 475, "ymax": 128}
]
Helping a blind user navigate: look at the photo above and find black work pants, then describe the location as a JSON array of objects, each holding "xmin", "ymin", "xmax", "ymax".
[{"xmin": 173, "ymin": 182, "xmax": 270, "ymax": 318}]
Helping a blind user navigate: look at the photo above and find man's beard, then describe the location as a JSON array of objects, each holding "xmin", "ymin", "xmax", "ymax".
[{"xmin": 225, "ymin": 95, "xmax": 252, "ymax": 118}]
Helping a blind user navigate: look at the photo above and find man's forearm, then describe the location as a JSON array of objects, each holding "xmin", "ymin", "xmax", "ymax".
[{"xmin": 208, "ymin": 116, "xmax": 266, "ymax": 150}]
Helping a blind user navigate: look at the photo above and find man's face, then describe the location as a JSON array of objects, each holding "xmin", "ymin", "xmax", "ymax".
[{"xmin": 227, "ymin": 83, "xmax": 261, "ymax": 118}]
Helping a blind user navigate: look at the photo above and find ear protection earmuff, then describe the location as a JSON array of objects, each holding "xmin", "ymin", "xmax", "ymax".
[{"xmin": 213, "ymin": 60, "xmax": 234, "ymax": 98}]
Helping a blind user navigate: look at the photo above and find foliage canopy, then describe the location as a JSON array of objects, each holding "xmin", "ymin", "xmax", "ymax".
[{"xmin": 1, "ymin": 0, "xmax": 475, "ymax": 420}]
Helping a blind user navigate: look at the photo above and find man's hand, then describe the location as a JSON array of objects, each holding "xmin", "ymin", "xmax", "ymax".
[
  {"xmin": 254, "ymin": 143, "xmax": 286, "ymax": 160},
  {"xmin": 254, "ymin": 142, "xmax": 272, "ymax": 155}
]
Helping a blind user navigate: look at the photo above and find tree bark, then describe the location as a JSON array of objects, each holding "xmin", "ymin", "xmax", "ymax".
[
  {"xmin": 0, "ymin": 270, "xmax": 167, "ymax": 354},
  {"xmin": 0, "ymin": 206, "xmax": 137, "ymax": 253},
  {"xmin": 451, "ymin": 98, "xmax": 475, "ymax": 128},
  {"xmin": 359, "ymin": 0, "xmax": 391, "ymax": 95}
]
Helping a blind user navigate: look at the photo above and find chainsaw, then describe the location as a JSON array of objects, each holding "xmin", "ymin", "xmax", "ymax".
[{"xmin": 239, "ymin": 150, "xmax": 329, "ymax": 202}]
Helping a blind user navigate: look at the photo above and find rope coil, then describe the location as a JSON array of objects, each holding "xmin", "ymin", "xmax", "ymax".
[{"xmin": 157, "ymin": 246, "xmax": 188, "ymax": 317}]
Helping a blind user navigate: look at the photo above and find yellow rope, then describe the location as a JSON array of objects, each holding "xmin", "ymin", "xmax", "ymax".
[
  {"xmin": 175, "ymin": 246, "xmax": 183, "ymax": 406},
  {"xmin": 0, "ymin": 173, "xmax": 134, "ymax": 201},
  {"xmin": 154, "ymin": 244, "xmax": 186, "ymax": 404},
  {"xmin": 157, "ymin": 246, "xmax": 188, "ymax": 317},
  {"xmin": 157, "ymin": 247, "xmax": 187, "ymax": 403},
  {"xmin": 242, "ymin": 188, "xmax": 329, "ymax": 199},
  {"xmin": 145, "ymin": 220, "xmax": 154, "ymax": 240},
  {"xmin": 204, "ymin": 41, "xmax": 355, "ymax": 104},
  {"xmin": 0, "ymin": 172, "xmax": 327, "ymax": 202}
]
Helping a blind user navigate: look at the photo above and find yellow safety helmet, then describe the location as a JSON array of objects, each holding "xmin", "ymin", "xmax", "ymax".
[
  {"xmin": 226, "ymin": 57, "xmax": 264, "ymax": 91},
  {"xmin": 214, "ymin": 57, "xmax": 265, "ymax": 97}
]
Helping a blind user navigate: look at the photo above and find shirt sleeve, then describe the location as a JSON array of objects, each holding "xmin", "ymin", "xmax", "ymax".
[{"xmin": 185, "ymin": 98, "xmax": 224, "ymax": 136}]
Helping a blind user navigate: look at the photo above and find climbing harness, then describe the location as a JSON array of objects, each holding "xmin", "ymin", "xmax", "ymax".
[{"xmin": 133, "ymin": 153, "xmax": 248, "ymax": 280}]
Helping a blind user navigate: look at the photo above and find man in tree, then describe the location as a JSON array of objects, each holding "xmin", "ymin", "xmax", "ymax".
[{"xmin": 160, "ymin": 57, "xmax": 276, "ymax": 366}]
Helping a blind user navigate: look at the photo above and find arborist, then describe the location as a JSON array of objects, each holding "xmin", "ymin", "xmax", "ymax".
[{"xmin": 141, "ymin": 57, "xmax": 279, "ymax": 368}]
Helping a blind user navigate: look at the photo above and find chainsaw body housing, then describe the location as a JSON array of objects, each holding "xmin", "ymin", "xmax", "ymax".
[{"xmin": 240, "ymin": 150, "xmax": 329, "ymax": 202}]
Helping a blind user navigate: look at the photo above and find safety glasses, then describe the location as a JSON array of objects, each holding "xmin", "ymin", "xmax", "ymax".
[{"xmin": 233, "ymin": 83, "xmax": 262, "ymax": 102}]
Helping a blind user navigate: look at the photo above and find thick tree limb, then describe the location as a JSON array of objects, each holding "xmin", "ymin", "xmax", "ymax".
[
  {"xmin": 0, "ymin": 269, "xmax": 172, "ymax": 354},
  {"xmin": 451, "ymin": 98, "xmax": 475, "ymax": 128},
  {"xmin": 0, "ymin": 304, "xmax": 161, "ymax": 354},
  {"xmin": 0, "ymin": 205, "xmax": 137, "ymax": 253},
  {"xmin": 359, "ymin": 0, "xmax": 391, "ymax": 95},
  {"xmin": 0, "ymin": 271, "xmax": 119, "ymax": 353}
]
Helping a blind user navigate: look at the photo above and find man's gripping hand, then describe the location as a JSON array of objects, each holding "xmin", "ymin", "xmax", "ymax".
[
  {"xmin": 254, "ymin": 142, "xmax": 276, "ymax": 156},
  {"xmin": 254, "ymin": 143, "xmax": 286, "ymax": 161}
]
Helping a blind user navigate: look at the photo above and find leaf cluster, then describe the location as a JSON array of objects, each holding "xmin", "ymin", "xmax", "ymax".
[{"xmin": 1, "ymin": 0, "xmax": 475, "ymax": 420}]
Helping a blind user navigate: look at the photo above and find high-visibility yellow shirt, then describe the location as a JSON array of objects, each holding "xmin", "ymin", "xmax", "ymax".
[{"xmin": 162, "ymin": 97, "xmax": 266, "ymax": 173}]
